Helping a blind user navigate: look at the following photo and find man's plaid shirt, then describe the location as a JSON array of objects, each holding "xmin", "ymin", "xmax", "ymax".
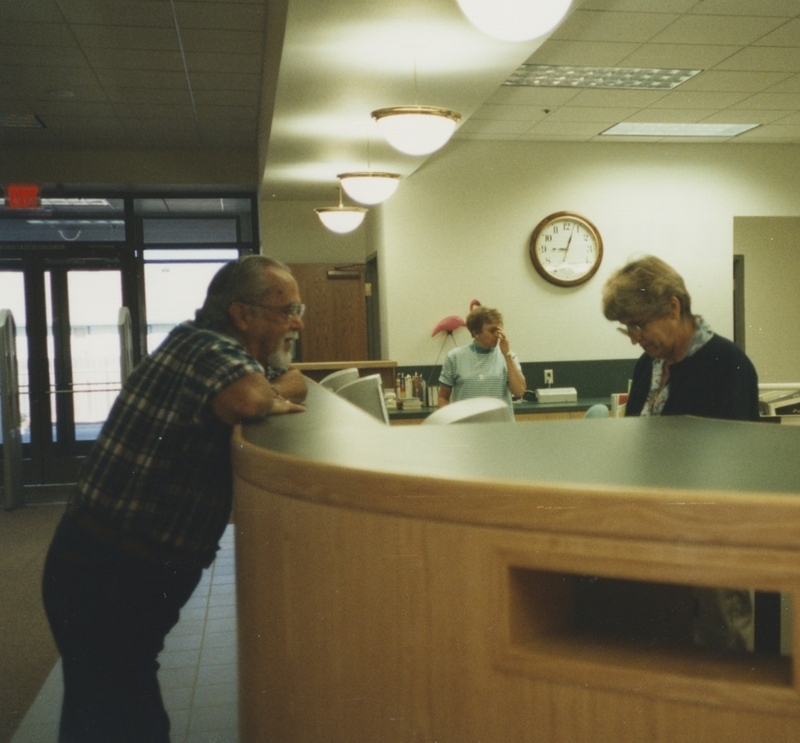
[{"xmin": 68, "ymin": 322, "xmax": 263, "ymax": 557}]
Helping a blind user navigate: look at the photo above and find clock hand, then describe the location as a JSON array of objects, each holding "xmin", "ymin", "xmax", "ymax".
[{"xmin": 562, "ymin": 223, "xmax": 575, "ymax": 263}]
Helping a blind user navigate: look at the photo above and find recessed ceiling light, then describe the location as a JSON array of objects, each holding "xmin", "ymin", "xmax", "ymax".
[
  {"xmin": 505, "ymin": 65, "xmax": 701, "ymax": 90},
  {"xmin": 602, "ymin": 122, "xmax": 759, "ymax": 138},
  {"xmin": 0, "ymin": 113, "xmax": 45, "ymax": 128}
]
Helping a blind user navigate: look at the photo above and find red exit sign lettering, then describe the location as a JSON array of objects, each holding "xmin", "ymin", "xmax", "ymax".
[{"xmin": 6, "ymin": 184, "xmax": 40, "ymax": 209}]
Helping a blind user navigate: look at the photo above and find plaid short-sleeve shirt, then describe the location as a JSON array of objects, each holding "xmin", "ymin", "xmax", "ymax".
[{"xmin": 68, "ymin": 322, "xmax": 264, "ymax": 556}]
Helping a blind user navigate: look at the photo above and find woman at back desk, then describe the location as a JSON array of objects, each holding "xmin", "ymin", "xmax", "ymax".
[
  {"xmin": 437, "ymin": 304, "xmax": 526, "ymax": 413},
  {"xmin": 602, "ymin": 254, "xmax": 760, "ymax": 652}
]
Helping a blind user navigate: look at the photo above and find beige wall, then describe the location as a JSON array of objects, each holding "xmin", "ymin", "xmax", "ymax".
[
  {"xmin": 735, "ymin": 217, "xmax": 800, "ymax": 384},
  {"xmin": 375, "ymin": 140, "xmax": 800, "ymax": 373},
  {"xmin": 258, "ymin": 199, "xmax": 368, "ymax": 264}
]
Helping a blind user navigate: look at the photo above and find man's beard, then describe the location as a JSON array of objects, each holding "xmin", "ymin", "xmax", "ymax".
[{"xmin": 267, "ymin": 335, "xmax": 296, "ymax": 370}]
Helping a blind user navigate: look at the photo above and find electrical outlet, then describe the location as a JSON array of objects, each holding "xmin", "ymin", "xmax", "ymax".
[{"xmin": 544, "ymin": 369, "xmax": 554, "ymax": 385}]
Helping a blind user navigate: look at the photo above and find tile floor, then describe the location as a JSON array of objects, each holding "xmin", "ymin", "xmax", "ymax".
[{"xmin": 12, "ymin": 525, "xmax": 239, "ymax": 743}]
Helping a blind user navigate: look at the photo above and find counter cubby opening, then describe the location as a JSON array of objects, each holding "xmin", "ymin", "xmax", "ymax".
[{"xmin": 502, "ymin": 567, "xmax": 794, "ymax": 705}]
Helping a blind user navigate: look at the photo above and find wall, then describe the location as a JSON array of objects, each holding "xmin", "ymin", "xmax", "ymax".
[
  {"xmin": 259, "ymin": 199, "xmax": 368, "ymax": 264},
  {"xmin": 377, "ymin": 141, "xmax": 800, "ymax": 372},
  {"xmin": 735, "ymin": 217, "xmax": 800, "ymax": 384},
  {"xmin": 0, "ymin": 148, "xmax": 258, "ymax": 186}
]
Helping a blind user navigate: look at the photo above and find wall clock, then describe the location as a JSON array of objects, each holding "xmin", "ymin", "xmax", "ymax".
[{"xmin": 529, "ymin": 211, "xmax": 603, "ymax": 287}]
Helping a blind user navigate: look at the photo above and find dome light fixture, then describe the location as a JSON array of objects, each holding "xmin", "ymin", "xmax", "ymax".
[
  {"xmin": 371, "ymin": 106, "xmax": 461, "ymax": 157},
  {"xmin": 338, "ymin": 172, "xmax": 401, "ymax": 205},
  {"xmin": 456, "ymin": 0, "xmax": 572, "ymax": 42},
  {"xmin": 314, "ymin": 186, "xmax": 367, "ymax": 234}
]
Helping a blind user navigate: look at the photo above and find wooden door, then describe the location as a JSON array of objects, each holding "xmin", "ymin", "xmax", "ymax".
[{"xmin": 288, "ymin": 263, "xmax": 368, "ymax": 362}]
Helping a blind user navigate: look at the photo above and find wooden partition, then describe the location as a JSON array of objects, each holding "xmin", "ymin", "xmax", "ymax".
[{"xmin": 233, "ymin": 382, "xmax": 800, "ymax": 743}]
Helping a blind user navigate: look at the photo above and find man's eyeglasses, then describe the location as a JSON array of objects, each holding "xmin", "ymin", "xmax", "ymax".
[
  {"xmin": 616, "ymin": 318, "xmax": 650, "ymax": 340},
  {"xmin": 248, "ymin": 302, "xmax": 306, "ymax": 320}
]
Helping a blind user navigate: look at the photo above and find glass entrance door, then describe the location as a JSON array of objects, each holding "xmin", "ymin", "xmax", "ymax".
[{"xmin": 0, "ymin": 254, "xmax": 122, "ymax": 484}]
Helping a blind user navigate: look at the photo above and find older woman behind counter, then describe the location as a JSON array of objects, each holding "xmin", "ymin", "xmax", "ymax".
[
  {"xmin": 602, "ymin": 254, "xmax": 760, "ymax": 653},
  {"xmin": 437, "ymin": 304, "xmax": 526, "ymax": 412},
  {"xmin": 602, "ymin": 254, "xmax": 759, "ymax": 421}
]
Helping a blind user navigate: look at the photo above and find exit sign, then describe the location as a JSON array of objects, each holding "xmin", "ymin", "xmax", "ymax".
[{"xmin": 5, "ymin": 184, "xmax": 40, "ymax": 209}]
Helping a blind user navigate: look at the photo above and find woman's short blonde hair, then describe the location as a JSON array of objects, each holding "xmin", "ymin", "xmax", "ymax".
[
  {"xmin": 466, "ymin": 305, "xmax": 503, "ymax": 336},
  {"xmin": 602, "ymin": 255, "xmax": 692, "ymax": 322}
]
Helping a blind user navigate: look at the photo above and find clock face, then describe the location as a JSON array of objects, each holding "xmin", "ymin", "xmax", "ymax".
[{"xmin": 529, "ymin": 212, "xmax": 603, "ymax": 287}]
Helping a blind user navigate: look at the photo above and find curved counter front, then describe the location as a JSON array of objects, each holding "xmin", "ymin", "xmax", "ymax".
[{"xmin": 232, "ymin": 381, "xmax": 800, "ymax": 743}]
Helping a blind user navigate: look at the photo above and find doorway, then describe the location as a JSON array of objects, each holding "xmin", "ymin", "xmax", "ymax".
[{"xmin": 0, "ymin": 250, "xmax": 123, "ymax": 483}]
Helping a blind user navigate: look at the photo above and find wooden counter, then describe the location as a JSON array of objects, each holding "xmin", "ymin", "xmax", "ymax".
[{"xmin": 233, "ymin": 381, "xmax": 800, "ymax": 743}]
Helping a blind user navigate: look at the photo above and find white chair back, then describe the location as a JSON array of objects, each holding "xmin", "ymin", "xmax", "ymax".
[
  {"xmin": 583, "ymin": 404, "xmax": 610, "ymax": 419},
  {"xmin": 422, "ymin": 396, "xmax": 512, "ymax": 425},
  {"xmin": 336, "ymin": 373, "xmax": 390, "ymax": 424},
  {"xmin": 319, "ymin": 367, "xmax": 360, "ymax": 392}
]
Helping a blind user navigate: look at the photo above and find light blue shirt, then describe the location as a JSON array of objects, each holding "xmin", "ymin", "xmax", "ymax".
[{"xmin": 439, "ymin": 342, "xmax": 520, "ymax": 412}]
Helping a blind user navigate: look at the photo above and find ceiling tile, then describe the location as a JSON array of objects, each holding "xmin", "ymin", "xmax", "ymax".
[
  {"xmin": 545, "ymin": 106, "xmax": 641, "ymax": 123},
  {"xmin": 184, "ymin": 52, "xmax": 262, "ymax": 74},
  {"xmin": 701, "ymin": 109, "xmax": 795, "ymax": 124},
  {"xmin": 729, "ymin": 91, "xmax": 800, "ymax": 109},
  {"xmin": 526, "ymin": 40, "xmax": 640, "ymax": 67},
  {"xmin": 647, "ymin": 90, "xmax": 751, "ymax": 108},
  {"xmin": 624, "ymin": 108, "xmax": 722, "ymax": 123},
  {"xmin": 31, "ymin": 100, "xmax": 119, "ymax": 119},
  {"xmin": 752, "ymin": 19, "xmax": 800, "ymax": 47},
  {"xmin": 83, "ymin": 48, "xmax": 184, "ymax": 71},
  {"xmin": 190, "ymin": 72, "xmax": 261, "ymax": 90},
  {"xmin": 617, "ymin": 43, "xmax": 742, "ymax": 69},
  {"xmin": 192, "ymin": 88, "xmax": 259, "ymax": 106},
  {"xmin": 469, "ymin": 104, "xmax": 548, "ymax": 122},
  {"xmin": 105, "ymin": 87, "xmax": 194, "ymax": 105},
  {"xmin": 0, "ymin": 22, "xmax": 79, "ymax": 47},
  {"xmin": 112, "ymin": 102, "xmax": 195, "ymax": 119},
  {"xmin": 688, "ymin": 0, "xmax": 800, "ymax": 17},
  {"xmin": 676, "ymin": 70, "xmax": 794, "ymax": 92},
  {"xmin": 487, "ymin": 86, "xmax": 580, "ymax": 107},
  {"xmin": 579, "ymin": 0, "xmax": 696, "ymax": 11},
  {"xmin": 526, "ymin": 120, "xmax": 608, "ymax": 137},
  {"xmin": 0, "ymin": 45, "xmax": 90, "ymax": 68},
  {"xmin": 458, "ymin": 118, "xmax": 533, "ymax": 136},
  {"xmin": 94, "ymin": 69, "xmax": 188, "ymax": 90},
  {"xmin": 714, "ymin": 46, "xmax": 800, "ymax": 72},
  {"xmin": 552, "ymin": 10, "xmax": 681, "ymax": 44},
  {"xmin": 0, "ymin": 0, "xmax": 64, "ymax": 23},
  {"xmin": 733, "ymin": 124, "xmax": 800, "ymax": 140},
  {"xmin": 173, "ymin": 2, "xmax": 266, "ymax": 31},
  {"xmin": 180, "ymin": 29, "xmax": 263, "ymax": 55},
  {"xmin": 768, "ymin": 74, "xmax": 800, "ymax": 92},
  {"xmin": 564, "ymin": 88, "xmax": 670, "ymax": 108},
  {"xmin": 648, "ymin": 15, "xmax": 786, "ymax": 46},
  {"xmin": 71, "ymin": 24, "xmax": 179, "ymax": 51},
  {"xmin": 57, "ymin": 0, "xmax": 174, "ymax": 27}
]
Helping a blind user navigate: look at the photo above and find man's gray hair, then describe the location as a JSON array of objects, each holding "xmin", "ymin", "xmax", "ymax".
[{"xmin": 195, "ymin": 255, "xmax": 291, "ymax": 331}]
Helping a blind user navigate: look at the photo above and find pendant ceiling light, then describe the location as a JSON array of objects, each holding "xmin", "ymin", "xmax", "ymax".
[
  {"xmin": 456, "ymin": 0, "xmax": 572, "ymax": 42},
  {"xmin": 338, "ymin": 172, "xmax": 401, "ymax": 206},
  {"xmin": 371, "ymin": 106, "xmax": 460, "ymax": 157},
  {"xmin": 314, "ymin": 186, "xmax": 367, "ymax": 234}
]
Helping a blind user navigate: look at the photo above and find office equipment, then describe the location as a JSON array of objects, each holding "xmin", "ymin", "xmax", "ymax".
[
  {"xmin": 535, "ymin": 386, "xmax": 578, "ymax": 403},
  {"xmin": 336, "ymin": 374, "xmax": 390, "ymax": 424},
  {"xmin": 421, "ymin": 396, "xmax": 512, "ymax": 425},
  {"xmin": 318, "ymin": 367, "xmax": 359, "ymax": 392}
]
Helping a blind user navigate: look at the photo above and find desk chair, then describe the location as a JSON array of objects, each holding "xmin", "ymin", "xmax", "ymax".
[
  {"xmin": 422, "ymin": 397, "xmax": 512, "ymax": 425},
  {"xmin": 336, "ymin": 374, "xmax": 390, "ymax": 424},
  {"xmin": 319, "ymin": 367, "xmax": 360, "ymax": 392}
]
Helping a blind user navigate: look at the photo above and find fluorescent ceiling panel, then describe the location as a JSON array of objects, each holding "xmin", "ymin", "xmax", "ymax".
[
  {"xmin": 505, "ymin": 65, "xmax": 702, "ymax": 90},
  {"xmin": 602, "ymin": 122, "xmax": 759, "ymax": 137}
]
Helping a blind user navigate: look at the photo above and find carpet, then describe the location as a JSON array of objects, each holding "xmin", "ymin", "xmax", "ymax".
[{"xmin": 0, "ymin": 503, "xmax": 64, "ymax": 743}]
